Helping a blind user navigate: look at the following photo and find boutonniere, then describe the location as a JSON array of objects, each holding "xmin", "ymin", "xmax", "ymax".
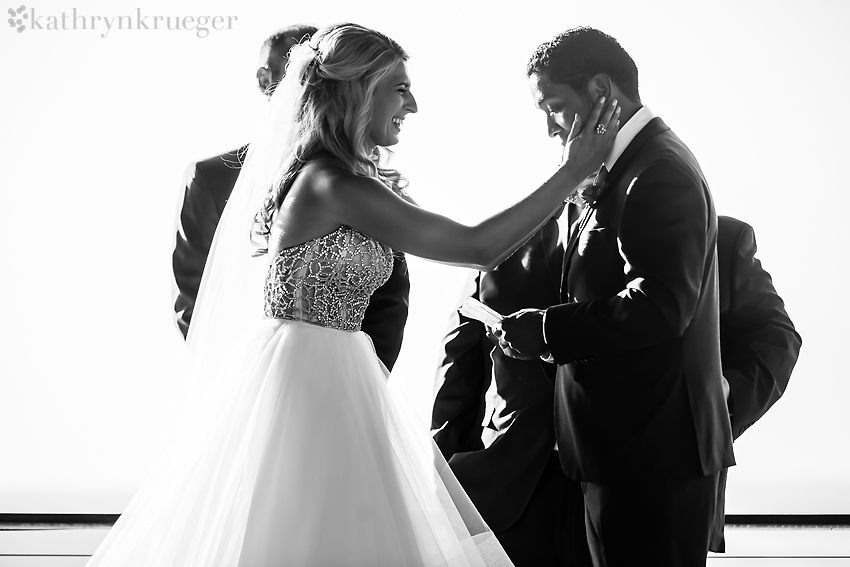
[{"xmin": 566, "ymin": 166, "xmax": 608, "ymax": 207}]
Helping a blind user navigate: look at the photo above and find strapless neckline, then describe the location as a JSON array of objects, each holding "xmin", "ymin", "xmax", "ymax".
[{"xmin": 263, "ymin": 225, "xmax": 394, "ymax": 332}]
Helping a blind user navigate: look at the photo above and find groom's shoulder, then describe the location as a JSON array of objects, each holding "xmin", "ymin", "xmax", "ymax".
[
  {"xmin": 637, "ymin": 118, "xmax": 687, "ymax": 155},
  {"xmin": 634, "ymin": 119, "xmax": 706, "ymax": 179}
]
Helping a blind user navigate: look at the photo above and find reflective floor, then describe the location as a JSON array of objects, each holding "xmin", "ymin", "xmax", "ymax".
[{"xmin": 0, "ymin": 525, "xmax": 848, "ymax": 566}]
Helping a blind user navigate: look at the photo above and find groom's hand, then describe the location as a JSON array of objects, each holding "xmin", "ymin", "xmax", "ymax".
[{"xmin": 496, "ymin": 308, "xmax": 548, "ymax": 360}]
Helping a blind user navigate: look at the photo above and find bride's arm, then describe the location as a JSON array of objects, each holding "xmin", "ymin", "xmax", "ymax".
[
  {"xmin": 325, "ymin": 99, "xmax": 619, "ymax": 271},
  {"xmin": 330, "ymin": 169, "xmax": 571, "ymax": 271}
]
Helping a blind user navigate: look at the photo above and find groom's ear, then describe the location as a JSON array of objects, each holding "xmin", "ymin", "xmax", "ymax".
[{"xmin": 586, "ymin": 74, "xmax": 613, "ymax": 103}]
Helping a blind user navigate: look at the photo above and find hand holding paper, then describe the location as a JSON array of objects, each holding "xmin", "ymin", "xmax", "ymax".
[{"xmin": 458, "ymin": 298, "xmax": 504, "ymax": 329}]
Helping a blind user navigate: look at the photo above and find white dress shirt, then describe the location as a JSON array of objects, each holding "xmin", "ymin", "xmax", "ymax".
[{"xmin": 606, "ymin": 105, "xmax": 655, "ymax": 171}]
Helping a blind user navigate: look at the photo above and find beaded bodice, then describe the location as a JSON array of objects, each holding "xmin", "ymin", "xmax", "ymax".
[{"xmin": 264, "ymin": 226, "xmax": 394, "ymax": 331}]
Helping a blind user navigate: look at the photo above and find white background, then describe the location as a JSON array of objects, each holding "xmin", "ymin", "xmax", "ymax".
[{"xmin": 1, "ymin": 0, "xmax": 848, "ymax": 514}]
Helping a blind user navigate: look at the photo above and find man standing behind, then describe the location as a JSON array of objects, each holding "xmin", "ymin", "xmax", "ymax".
[
  {"xmin": 498, "ymin": 27, "xmax": 734, "ymax": 566},
  {"xmin": 172, "ymin": 24, "xmax": 411, "ymax": 370},
  {"xmin": 432, "ymin": 204, "xmax": 592, "ymax": 567},
  {"xmin": 710, "ymin": 215, "xmax": 802, "ymax": 552}
]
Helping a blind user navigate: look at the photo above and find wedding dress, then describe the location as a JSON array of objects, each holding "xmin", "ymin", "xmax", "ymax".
[{"xmin": 86, "ymin": 224, "xmax": 513, "ymax": 566}]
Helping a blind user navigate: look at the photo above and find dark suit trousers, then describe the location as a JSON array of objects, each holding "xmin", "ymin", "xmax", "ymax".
[
  {"xmin": 582, "ymin": 472, "xmax": 719, "ymax": 567},
  {"xmin": 494, "ymin": 452, "xmax": 592, "ymax": 567}
]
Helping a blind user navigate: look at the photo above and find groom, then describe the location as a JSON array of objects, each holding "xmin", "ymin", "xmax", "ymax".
[
  {"xmin": 498, "ymin": 27, "xmax": 734, "ymax": 566},
  {"xmin": 434, "ymin": 212, "xmax": 801, "ymax": 563}
]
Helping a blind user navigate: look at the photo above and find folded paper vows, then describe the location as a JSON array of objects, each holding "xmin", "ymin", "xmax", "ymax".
[{"xmin": 459, "ymin": 298, "xmax": 504, "ymax": 328}]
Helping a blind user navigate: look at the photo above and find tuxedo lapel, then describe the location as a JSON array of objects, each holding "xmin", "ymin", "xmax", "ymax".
[
  {"xmin": 559, "ymin": 117, "xmax": 671, "ymax": 301},
  {"xmin": 540, "ymin": 204, "xmax": 570, "ymax": 296},
  {"xmin": 559, "ymin": 205, "xmax": 594, "ymax": 301}
]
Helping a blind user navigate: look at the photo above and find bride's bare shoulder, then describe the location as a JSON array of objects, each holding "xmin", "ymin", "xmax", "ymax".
[
  {"xmin": 298, "ymin": 158, "xmax": 352, "ymax": 183},
  {"xmin": 296, "ymin": 158, "xmax": 385, "ymax": 198}
]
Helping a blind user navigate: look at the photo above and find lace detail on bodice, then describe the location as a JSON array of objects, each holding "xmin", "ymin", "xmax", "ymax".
[{"xmin": 264, "ymin": 226, "xmax": 394, "ymax": 331}]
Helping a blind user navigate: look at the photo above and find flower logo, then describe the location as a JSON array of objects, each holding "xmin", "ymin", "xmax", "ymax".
[{"xmin": 6, "ymin": 5, "xmax": 25, "ymax": 33}]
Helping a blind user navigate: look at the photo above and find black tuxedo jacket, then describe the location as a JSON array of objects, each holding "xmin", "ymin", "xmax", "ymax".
[
  {"xmin": 431, "ymin": 207, "xmax": 578, "ymax": 531},
  {"xmin": 172, "ymin": 147, "xmax": 411, "ymax": 370},
  {"xmin": 709, "ymin": 215, "xmax": 801, "ymax": 552},
  {"xmin": 546, "ymin": 117, "xmax": 735, "ymax": 481},
  {"xmin": 716, "ymin": 216, "xmax": 801, "ymax": 439}
]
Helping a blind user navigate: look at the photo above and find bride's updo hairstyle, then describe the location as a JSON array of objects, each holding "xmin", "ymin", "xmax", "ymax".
[{"xmin": 252, "ymin": 23, "xmax": 409, "ymax": 254}]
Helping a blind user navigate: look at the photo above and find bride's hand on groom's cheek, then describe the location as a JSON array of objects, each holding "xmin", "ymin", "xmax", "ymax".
[
  {"xmin": 561, "ymin": 97, "xmax": 620, "ymax": 171},
  {"xmin": 496, "ymin": 309, "xmax": 548, "ymax": 360}
]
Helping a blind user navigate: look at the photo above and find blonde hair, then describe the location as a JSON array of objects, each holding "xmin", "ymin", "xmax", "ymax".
[{"xmin": 252, "ymin": 23, "xmax": 409, "ymax": 254}]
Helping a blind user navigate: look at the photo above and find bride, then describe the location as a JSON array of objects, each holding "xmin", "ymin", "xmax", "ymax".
[{"xmin": 87, "ymin": 22, "xmax": 618, "ymax": 566}]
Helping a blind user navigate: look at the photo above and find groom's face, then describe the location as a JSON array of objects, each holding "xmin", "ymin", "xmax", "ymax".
[{"xmin": 529, "ymin": 73, "xmax": 593, "ymax": 146}]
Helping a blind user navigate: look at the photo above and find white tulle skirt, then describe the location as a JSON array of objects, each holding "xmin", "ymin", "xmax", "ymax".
[{"xmin": 86, "ymin": 319, "xmax": 512, "ymax": 567}]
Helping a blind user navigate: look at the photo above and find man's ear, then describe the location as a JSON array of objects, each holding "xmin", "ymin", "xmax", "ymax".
[
  {"xmin": 256, "ymin": 67, "xmax": 272, "ymax": 95},
  {"xmin": 587, "ymin": 74, "xmax": 612, "ymax": 103}
]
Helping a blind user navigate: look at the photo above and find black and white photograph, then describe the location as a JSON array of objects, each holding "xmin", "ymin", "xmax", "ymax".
[{"xmin": 1, "ymin": 0, "xmax": 848, "ymax": 565}]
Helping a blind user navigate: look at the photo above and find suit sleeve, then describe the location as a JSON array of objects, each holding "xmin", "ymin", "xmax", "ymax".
[
  {"xmin": 361, "ymin": 253, "xmax": 410, "ymax": 371},
  {"xmin": 431, "ymin": 273, "xmax": 491, "ymax": 460},
  {"xmin": 172, "ymin": 162, "xmax": 221, "ymax": 339},
  {"xmin": 545, "ymin": 162, "xmax": 712, "ymax": 362},
  {"xmin": 721, "ymin": 224, "xmax": 801, "ymax": 439}
]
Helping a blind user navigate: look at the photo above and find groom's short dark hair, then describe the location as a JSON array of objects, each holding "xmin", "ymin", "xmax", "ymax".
[{"xmin": 527, "ymin": 27, "xmax": 640, "ymax": 102}]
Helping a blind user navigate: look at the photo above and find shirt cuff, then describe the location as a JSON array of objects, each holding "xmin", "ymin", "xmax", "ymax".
[{"xmin": 540, "ymin": 308, "xmax": 554, "ymax": 363}]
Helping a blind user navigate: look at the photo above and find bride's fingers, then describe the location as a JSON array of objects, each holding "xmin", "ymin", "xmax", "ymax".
[
  {"xmin": 581, "ymin": 96, "xmax": 607, "ymax": 136},
  {"xmin": 598, "ymin": 99, "xmax": 620, "ymax": 129},
  {"xmin": 568, "ymin": 113, "xmax": 583, "ymax": 142},
  {"xmin": 603, "ymin": 109, "xmax": 622, "ymax": 137},
  {"xmin": 592, "ymin": 106, "xmax": 621, "ymax": 141}
]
